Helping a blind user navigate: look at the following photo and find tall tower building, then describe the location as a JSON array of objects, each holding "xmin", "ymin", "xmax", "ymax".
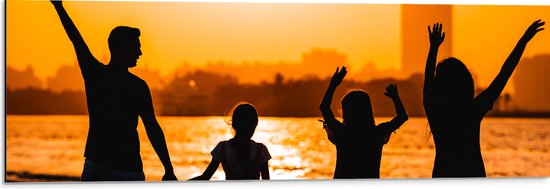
[
  {"xmin": 401, "ymin": 5, "xmax": 453, "ymax": 76},
  {"xmin": 514, "ymin": 55, "xmax": 550, "ymax": 112}
]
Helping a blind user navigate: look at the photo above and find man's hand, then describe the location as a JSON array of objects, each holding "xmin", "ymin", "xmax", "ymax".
[
  {"xmin": 51, "ymin": 0, "xmax": 62, "ymax": 6},
  {"xmin": 162, "ymin": 171, "xmax": 178, "ymax": 181}
]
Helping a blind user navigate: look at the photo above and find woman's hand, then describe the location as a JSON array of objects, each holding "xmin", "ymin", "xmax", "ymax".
[
  {"xmin": 428, "ymin": 22, "xmax": 445, "ymax": 48},
  {"xmin": 520, "ymin": 19, "xmax": 545, "ymax": 43}
]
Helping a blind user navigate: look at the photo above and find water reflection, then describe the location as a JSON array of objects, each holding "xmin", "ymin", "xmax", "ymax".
[{"xmin": 5, "ymin": 116, "xmax": 550, "ymax": 181}]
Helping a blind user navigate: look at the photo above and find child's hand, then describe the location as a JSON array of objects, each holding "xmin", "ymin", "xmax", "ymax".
[
  {"xmin": 384, "ymin": 83, "xmax": 399, "ymax": 100},
  {"xmin": 329, "ymin": 66, "xmax": 347, "ymax": 87},
  {"xmin": 428, "ymin": 22, "xmax": 445, "ymax": 47}
]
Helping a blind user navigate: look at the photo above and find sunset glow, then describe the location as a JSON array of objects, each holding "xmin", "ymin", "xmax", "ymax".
[{"xmin": 7, "ymin": 1, "xmax": 550, "ymax": 92}]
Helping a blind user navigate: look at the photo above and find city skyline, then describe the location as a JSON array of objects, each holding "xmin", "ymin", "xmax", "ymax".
[{"xmin": 7, "ymin": 50, "xmax": 550, "ymax": 114}]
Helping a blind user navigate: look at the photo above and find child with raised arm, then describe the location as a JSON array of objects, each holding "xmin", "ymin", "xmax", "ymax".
[
  {"xmin": 190, "ymin": 102, "xmax": 271, "ymax": 180},
  {"xmin": 319, "ymin": 66, "xmax": 409, "ymax": 178},
  {"xmin": 423, "ymin": 20, "xmax": 544, "ymax": 177}
]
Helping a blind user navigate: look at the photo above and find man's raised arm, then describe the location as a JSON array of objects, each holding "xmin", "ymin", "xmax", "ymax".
[{"xmin": 51, "ymin": 0, "xmax": 100, "ymax": 75}]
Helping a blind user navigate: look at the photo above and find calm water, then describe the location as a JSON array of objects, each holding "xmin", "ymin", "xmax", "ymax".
[{"xmin": 5, "ymin": 115, "xmax": 550, "ymax": 181}]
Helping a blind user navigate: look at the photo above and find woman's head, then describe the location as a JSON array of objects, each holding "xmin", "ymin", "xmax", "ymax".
[
  {"xmin": 341, "ymin": 90, "xmax": 375, "ymax": 128},
  {"xmin": 230, "ymin": 102, "xmax": 259, "ymax": 139},
  {"xmin": 434, "ymin": 57, "xmax": 474, "ymax": 103}
]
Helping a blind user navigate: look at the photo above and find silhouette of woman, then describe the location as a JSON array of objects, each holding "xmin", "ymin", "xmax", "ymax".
[
  {"xmin": 424, "ymin": 20, "xmax": 545, "ymax": 177},
  {"xmin": 190, "ymin": 102, "xmax": 271, "ymax": 180},
  {"xmin": 319, "ymin": 66, "xmax": 408, "ymax": 178}
]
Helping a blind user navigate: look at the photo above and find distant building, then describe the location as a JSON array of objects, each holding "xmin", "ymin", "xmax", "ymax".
[
  {"xmin": 200, "ymin": 48, "xmax": 348, "ymax": 84},
  {"xmin": 302, "ymin": 48, "xmax": 347, "ymax": 73},
  {"xmin": 514, "ymin": 54, "xmax": 550, "ymax": 112},
  {"xmin": 47, "ymin": 64, "xmax": 85, "ymax": 92},
  {"xmin": 401, "ymin": 5, "xmax": 453, "ymax": 76},
  {"xmin": 6, "ymin": 66, "xmax": 43, "ymax": 90}
]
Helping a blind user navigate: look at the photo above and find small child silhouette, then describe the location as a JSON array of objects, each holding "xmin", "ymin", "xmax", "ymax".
[{"xmin": 191, "ymin": 102, "xmax": 271, "ymax": 180}]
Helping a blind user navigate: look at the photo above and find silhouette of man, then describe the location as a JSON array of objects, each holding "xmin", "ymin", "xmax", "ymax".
[{"xmin": 51, "ymin": 0, "xmax": 177, "ymax": 181}]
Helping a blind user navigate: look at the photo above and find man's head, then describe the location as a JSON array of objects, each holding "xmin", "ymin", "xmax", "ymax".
[{"xmin": 108, "ymin": 26, "xmax": 142, "ymax": 68}]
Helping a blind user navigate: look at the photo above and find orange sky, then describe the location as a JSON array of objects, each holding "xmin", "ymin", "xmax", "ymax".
[{"xmin": 6, "ymin": 1, "xmax": 550, "ymax": 89}]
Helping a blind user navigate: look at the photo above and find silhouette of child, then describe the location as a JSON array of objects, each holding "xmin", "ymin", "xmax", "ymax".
[
  {"xmin": 319, "ymin": 66, "xmax": 409, "ymax": 178},
  {"xmin": 423, "ymin": 20, "xmax": 545, "ymax": 177},
  {"xmin": 190, "ymin": 102, "xmax": 271, "ymax": 180}
]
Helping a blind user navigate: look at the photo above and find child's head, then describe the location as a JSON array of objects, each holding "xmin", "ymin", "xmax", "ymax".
[
  {"xmin": 434, "ymin": 57, "xmax": 474, "ymax": 104},
  {"xmin": 341, "ymin": 90, "xmax": 375, "ymax": 128},
  {"xmin": 230, "ymin": 102, "xmax": 259, "ymax": 139}
]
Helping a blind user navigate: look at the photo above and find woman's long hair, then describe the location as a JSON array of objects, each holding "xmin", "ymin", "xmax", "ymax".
[
  {"xmin": 434, "ymin": 57, "xmax": 475, "ymax": 105},
  {"xmin": 427, "ymin": 57, "xmax": 475, "ymax": 141}
]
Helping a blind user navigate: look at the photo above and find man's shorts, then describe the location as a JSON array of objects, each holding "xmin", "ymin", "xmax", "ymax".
[{"xmin": 81, "ymin": 159, "xmax": 145, "ymax": 181}]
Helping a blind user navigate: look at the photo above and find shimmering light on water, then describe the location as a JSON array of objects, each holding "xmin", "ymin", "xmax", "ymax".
[{"xmin": 6, "ymin": 116, "xmax": 550, "ymax": 181}]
